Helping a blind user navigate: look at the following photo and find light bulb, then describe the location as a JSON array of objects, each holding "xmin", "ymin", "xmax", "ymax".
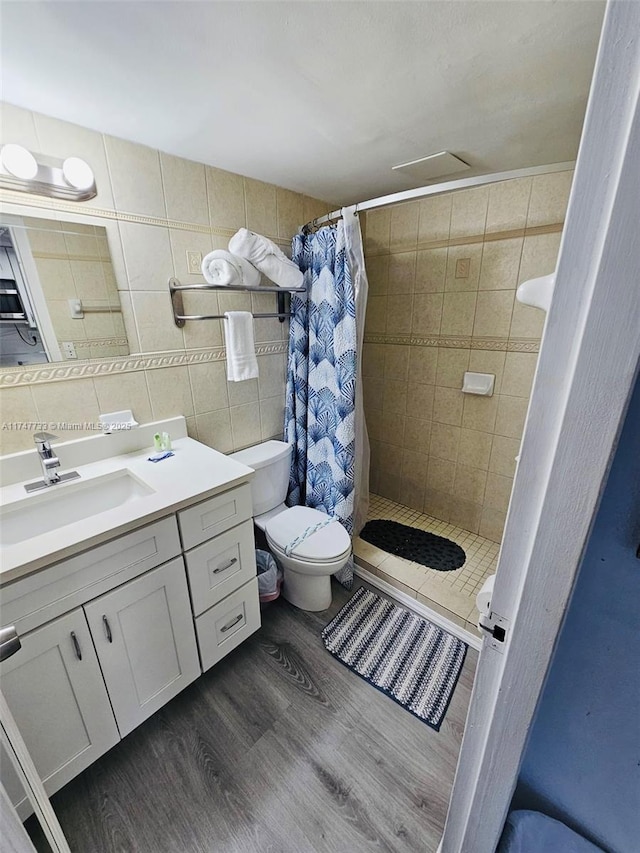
[
  {"xmin": 0, "ymin": 144, "xmax": 38, "ymax": 180},
  {"xmin": 62, "ymin": 157, "xmax": 94, "ymax": 190}
]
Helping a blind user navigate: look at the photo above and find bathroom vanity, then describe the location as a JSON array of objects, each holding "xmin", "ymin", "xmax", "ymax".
[{"xmin": 0, "ymin": 418, "xmax": 260, "ymax": 817}]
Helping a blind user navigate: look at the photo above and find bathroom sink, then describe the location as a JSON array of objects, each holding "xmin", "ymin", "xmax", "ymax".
[{"xmin": 0, "ymin": 469, "xmax": 155, "ymax": 546}]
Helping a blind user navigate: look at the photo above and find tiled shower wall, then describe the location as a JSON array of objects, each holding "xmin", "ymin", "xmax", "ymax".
[
  {"xmin": 362, "ymin": 170, "xmax": 573, "ymax": 542},
  {"xmin": 0, "ymin": 103, "xmax": 330, "ymax": 456}
]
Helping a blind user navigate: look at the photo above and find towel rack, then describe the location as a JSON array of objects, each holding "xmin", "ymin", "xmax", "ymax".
[{"xmin": 168, "ymin": 277, "xmax": 305, "ymax": 327}]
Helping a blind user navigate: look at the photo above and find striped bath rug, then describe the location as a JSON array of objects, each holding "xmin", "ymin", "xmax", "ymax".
[{"xmin": 322, "ymin": 587, "xmax": 467, "ymax": 730}]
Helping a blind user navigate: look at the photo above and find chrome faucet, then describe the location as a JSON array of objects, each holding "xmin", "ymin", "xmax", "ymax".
[{"xmin": 34, "ymin": 432, "xmax": 61, "ymax": 485}]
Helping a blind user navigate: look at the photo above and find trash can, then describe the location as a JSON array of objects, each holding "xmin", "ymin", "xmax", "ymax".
[{"xmin": 256, "ymin": 549, "xmax": 283, "ymax": 603}]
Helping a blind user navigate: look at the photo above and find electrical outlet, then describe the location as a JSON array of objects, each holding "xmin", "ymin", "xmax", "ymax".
[
  {"xmin": 62, "ymin": 341, "xmax": 77, "ymax": 359},
  {"xmin": 186, "ymin": 250, "xmax": 203, "ymax": 275},
  {"xmin": 455, "ymin": 257, "xmax": 471, "ymax": 279}
]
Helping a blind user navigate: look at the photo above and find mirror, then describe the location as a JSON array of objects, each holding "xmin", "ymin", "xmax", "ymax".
[{"xmin": 0, "ymin": 216, "xmax": 129, "ymax": 367}]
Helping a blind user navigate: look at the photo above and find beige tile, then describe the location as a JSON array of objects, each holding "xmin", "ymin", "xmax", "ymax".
[
  {"xmin": 196, "ymin": 409, "xmax": 233, "ymax": 453},
  {"xmin": 416, "ymin": 593, "xmax": 467, "ymax": 630},
  {"xmin": 495, "ymin": 395, "xmax": 529, "ymax": 439},
  {"xmin": 257, "ymin": 353, "xmax": 286, "ymax": 399},
  {"xmin": 386, "ymin": 298, "xmax": 413, "ymax": 336},
  {"xmin": 479, "ymin": 506, "xmax": 507, "ymax": 543},
  {"xmin": 377, "ymin": 471, "xmax": 404, "ymax": 503},
  {"xmin": 70, "ymin": 260, "xmax": 109, "ymax": 301},
  {"xmin": 36, "ymin": 258, "xmax": 77, "ymax": 301},
  {"xmin": 105, "ymin": 136, "xmax": 165, "ymax": 217},
  {"xmin": 0, "ymin": 386, "xmax": 39, "ymax": 454},
  {"xmin": 407, "ymin": 382, "xmax": 435, "ymax": 421},
  {"xmin": 1, "ymin": 102, "xmax": 39, "ymax": 149},
  {"xmin": 408, "ymin": 346, "xmax": 438, "ymax": 385},
  {"xmin": 390, "ymin": 202, "xmax": 419, "ymax": 252},
  {"xmin": 376, "ymin": 570, "xmax": 418, "ymax": 599},
  {"xmin": 160, "ymin": 153, "xmax": 208, "ymax": 225},
  {"xmin": 502, "ymin": 352, "xmax": 538, "ymax": 397},
  {"xmin": 484, "ymin": 472, "xmax": 514, "ymax": 513},
  {"xmin": 401, "ymin": 479, "xmax": 425, "ymax": 512},
  {"xmin": 363, "ymin": 343, "xmax": 386, "ymax": 378},
  {"xmin": 445, "ymin": 244, "xmax": 483, "ymax": 292},
  {"xmin": 131, "ymin": 292, "xmax": 185, "ymax": 352},
  {"xmin": 453, "ymin": 464, "xmax": 487, "ymax": 504},
  {"xmin": 34, "ymin": 113, "xmax": 114, "ymax": 210},
  {"xmin": 485, "ymin": 178, "xmax": 532, "ymax": 233},
  {"xmin": 244, "ymin": 178, "xmax": 278, "ymax": 236},
  {"xmin": 403, "ymin": 417, "xmax": 431, "ymax": 455},
  {"xmin": 230, "ymin": 401, "xmax": 262, "ymax": 450},
  {"xmin": 302, "ymin": 196, "xmax": 330, "ymax": 226},
  {"xmin": 527, "ymin": 171, "xmax": 573, "ymax": 227},
  {"xmin": 462, "ymin": 394, "xmax": 499, "ymax": 433},
  {"xmin": 518, "ymin": 232, "xmax": 563, "ymax": 284},
  {"xmin": 276, "ymin": 188, "xmax": 304, "ymax": 239},
  {"xmin": 412, "ymin": 293, "xmax": 443, "ymax": 336},
  {"xmin": 388, "ymin": 252, "xmax": 416, "ymax": 294},
  {"xmin": 32, "ymin": 378, "xmax": 100, "ymax": 440},
  {"xmin": 117, "ymin": 291, "xmax": 140, "ymax": 353},
  {"xmin": 509, "ymin": 299, "xmax": 545, "ymax": 339},
  {"xmin": 427, "ymin": 456, "xmax": 456, "ymax": 494},
  {"xmin": 364, "ymin": 208, "xmax": 390, "ymax": 254},
  {"xmin": 383, "ymin": 380, "xmax": 408, "ymax": 414},
  {"xmin": 415, "ymin": 248, "xmax": 447, "ymax": 293},
  {"xmin": 429, "ymin": 421, "xmax": 460, "ymax": 462},
  {"xmin": 479, "ymin": 238, "xmax": 523, "ymax": 290},
  {"xmin": 206, "ymin": 166, "xmax": 246, "ymax": 230},
  {"xmin": 93, "ymin": 372, "xmax": 152, "ymax": 426},
  {"xmin": 352, "ymin": 537, "xmax": 388, "ymax": 568},
  {"xmin": 417, "ymin": 194, "xmax": 452, "ymax": 244},
  {"xmin": 422, "ymin": 487, "xmax": 452, "ymax": 522},
  {"xmin": 384, "ymin": 345, "xmax": 410, "ymax": 381},
  {"xmin": 489, "ymin": 434, "xmax": 520, "ymax": 478},
  {"xmin": 169, "ymin": 229, "xmax": 215, "ymax": 285},
  {"xmin": 146, "ymin": 366, "xmax": 194, "ymax": 419},
  {"xmin": 84, "ymin": 307, "xmax": 118, "ymax": 342},
  {"xmin": 366, "ymin": 408, "xmax": 383, "ymax": 442},
  {"xmin": 468, "ymin": 349, "xmax": 506, "ymax": 394},
  {"xmin": 377, "ymin": 555, "xmax": 427, "ymax": 591},
  {"xmin": 458, "ymin": 428, "xmax": 493, "ymax": 470},
  {"xmin": 448, "ymin": 498, "xmax": 482, "ymax": 534},
  {"xmin": 450, "ymin": 186, "xmax": 489, "ymax": 239},
  {"xmin": 47, "ymin": 299, "xmax": 87, "ymax": 341},
  {"xmin": 260, "ymin": 395, "xmax": 284, "ymax": 440},
  {"xmin": 119, "ymin": 222, "xmax": 173, "ymax": 291},
  {"xmin": 473, "ymin": 290, "xmax": 515, "ymax": 339},
  {"xmin": 402, "ymin": 449, "xmax": 429, "ymax": 481},
  {"xmin": 366, "ymin": 255, "xmax": 389, "ymax": 296},
  {"xmin": 436, "ymin": 347, "xmax": 470, "ymax": 388},
  {"xmin": 365, "ymin": 296, "xmax": 388, "ymax": 335},
  {"xmin": 180, "ymin": 291, "xmax": 224, "ymax": 350},
  {"xmin": 378, "ymin": 443, "xmax": 404, "ymax": 475},
  {"xmin": 441, "ymin": 292, "xmax": 477, "ymax": 337},
  {"xmin": 433, "ymin": 386, "xmax": 463, "ymax": 426},
  {"xmin": 188, "ymin": 361, "xmax": 229, "ymax": 414},
  {"xmin": 28, "ymin": 225, "xmax": 67, "ymax": 256},
  {"xmin": 226, "ymin": 377, "xmax": 258, "ymax": 407},
  {"xmin": 364, "ymin": 378, "xmax": 384, "ymax": 411},
  {"xmin": 218, "ymin": 290, "xmax": 252, "ymax": 314},
  {"xmin": 418, "ymin": 575, "xmax": 476, "ymax": 618}
]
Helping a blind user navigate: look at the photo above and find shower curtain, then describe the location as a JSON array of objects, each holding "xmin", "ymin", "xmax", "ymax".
[{"xmin": 285, "ymin": 206, "xmax": 369, "ymax": 588}]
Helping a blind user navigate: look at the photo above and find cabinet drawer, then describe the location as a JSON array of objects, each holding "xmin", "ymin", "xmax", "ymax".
[
  {"xmin": 186, "ymin": 520, "xmax": 257, "ymax": 616},
  {"xmin": 178, "ymin": 484, "xmax": 252, "ymax": 550},
  {"xmin": 196, "ymin": 578, "xmax": 260, "ymax": 671},
  {"xmin": 1, "ymin": 517, "xmax": 181, "ymax": 635}
]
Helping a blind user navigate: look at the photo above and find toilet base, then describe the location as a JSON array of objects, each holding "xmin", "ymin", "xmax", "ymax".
[{"xmin": 282, "ymin": 569, "xmax": 332, "ymax": 611}]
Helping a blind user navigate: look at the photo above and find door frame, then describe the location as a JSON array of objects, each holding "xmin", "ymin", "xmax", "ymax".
[{"xmin": 439, "ymin": 1, "xmax": 640, "ymax": 850}]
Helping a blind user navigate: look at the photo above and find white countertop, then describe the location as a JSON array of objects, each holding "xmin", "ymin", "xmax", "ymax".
[{"xmin": 0, "ymin": 436, "xmax": 255, "ymax": 585}]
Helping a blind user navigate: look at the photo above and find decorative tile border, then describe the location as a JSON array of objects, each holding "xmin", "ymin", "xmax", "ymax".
[
  {"xmin": 73, "ymin": 337, "xmax": 129, "ymax": 351},
  {"xmin": 0, "ymin": 341, "xmax": 288, "ymax": 388},
  {"xmin": 364, "ymin": 333, "xmax": 540, "ymax": 353}
]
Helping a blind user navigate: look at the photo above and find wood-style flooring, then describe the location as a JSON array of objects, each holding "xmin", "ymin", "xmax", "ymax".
[{"xmin": 26, "ymin": 579, "xmax": 477, "ymax": 853}]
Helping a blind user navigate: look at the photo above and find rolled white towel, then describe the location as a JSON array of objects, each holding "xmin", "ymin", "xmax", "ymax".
[
  {"xmin": 228, "ymin": 228, "xmax": 304, "ymax": 290},
  {"xmin": 201, "ymin": 250, "xmax": 261, "ymax": 288}
]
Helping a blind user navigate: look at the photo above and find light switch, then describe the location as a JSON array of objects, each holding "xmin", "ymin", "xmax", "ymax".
[{"xmin": 455, "ymin": 258, "xmax": 471, "ymax": 279}]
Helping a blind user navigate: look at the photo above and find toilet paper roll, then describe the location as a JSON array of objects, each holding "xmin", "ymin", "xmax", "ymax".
[{"xmin": 476, "ymin": 574, "xmax": 496, "ymax": 616}]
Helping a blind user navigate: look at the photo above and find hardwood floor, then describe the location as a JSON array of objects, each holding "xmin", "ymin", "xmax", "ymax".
[{"xmin": 27, "ymin": 579, "xmax": 477, "ymax": 853}]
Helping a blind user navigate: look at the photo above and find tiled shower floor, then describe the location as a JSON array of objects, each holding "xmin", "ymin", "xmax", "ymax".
[{"xmin": 353, "ymin": 493, "xmax": 499, "ymax": 636}]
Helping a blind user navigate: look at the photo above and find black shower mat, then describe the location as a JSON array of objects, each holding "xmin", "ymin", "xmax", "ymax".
[{"xmin": 360, "ymin": 519, "xmax": 466, "ymax": 571}]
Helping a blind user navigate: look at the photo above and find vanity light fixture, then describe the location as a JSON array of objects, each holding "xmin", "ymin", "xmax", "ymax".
[{"xmin": 0, "ymin": 144, "xmax": 97, "ymax": 201}]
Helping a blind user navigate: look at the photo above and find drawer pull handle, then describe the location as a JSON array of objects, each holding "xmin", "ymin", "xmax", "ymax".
[
  {"xmin": 220, "ymin": 613, "xmax": 243, "ymax": 633},
  {"xmin": 213, "ymin": 557, "xmax": 238, "ymax": 575},
  {"xmin": 103, "ymin": 615, "xmax": 113, "ymax": 643},
  {"xmin": 70, "ymin": 631, "xmax": 82, "ymax": 660}
]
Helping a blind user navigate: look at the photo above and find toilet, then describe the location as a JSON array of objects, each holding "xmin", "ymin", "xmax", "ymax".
[{"xmin": 230, "ymin": 440, "xmax": 351, "ymax": 611}]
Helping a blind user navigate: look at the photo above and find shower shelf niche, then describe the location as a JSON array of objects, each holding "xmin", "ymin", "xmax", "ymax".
[{"xmin": 168, "ymin": 276, "xmax": 306, "ymax": 327}]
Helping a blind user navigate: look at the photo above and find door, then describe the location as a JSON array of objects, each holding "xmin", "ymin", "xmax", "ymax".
[
  {"xmin": 0, "ymin": 608, "xmax": 119, "ymax": 815},
  {"xmin": 84, "ymin": 558, "xmax": 200, "ymax": 737}
]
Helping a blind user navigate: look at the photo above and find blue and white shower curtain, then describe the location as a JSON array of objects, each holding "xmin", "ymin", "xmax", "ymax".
[{"xmin": 285, "ymin": 210, "xmax": 369, "ymax": 588}]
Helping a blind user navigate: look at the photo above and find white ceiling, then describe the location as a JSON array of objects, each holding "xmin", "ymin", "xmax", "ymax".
[{"xmin": 1, "ymin": 1, "xmax": 605, "ymax": 205}]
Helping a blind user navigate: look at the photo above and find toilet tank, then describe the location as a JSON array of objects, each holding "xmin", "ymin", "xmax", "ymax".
[{"xmin": 230, "ymin": 440, "xmax": 292, "ymax": 515}]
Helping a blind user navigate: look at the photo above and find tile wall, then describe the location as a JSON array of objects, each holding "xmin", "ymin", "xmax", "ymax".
[
  {"xmin": 362, "ymin": 170, "xmax": 573, "ymax": 542},
  {"xmin": 0, "ymin": 103, "xmax": 330, "ymax": 456}
]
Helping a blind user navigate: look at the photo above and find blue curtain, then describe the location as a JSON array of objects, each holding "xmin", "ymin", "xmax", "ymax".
[{"xmin": 285, "ymin": 221, "xmax": 356, "ymax": 587}]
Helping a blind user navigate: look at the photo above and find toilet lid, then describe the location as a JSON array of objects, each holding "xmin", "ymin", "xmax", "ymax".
[{"xmin": 265, "ymin": 506, "xmax": 351, "ymax": 562}]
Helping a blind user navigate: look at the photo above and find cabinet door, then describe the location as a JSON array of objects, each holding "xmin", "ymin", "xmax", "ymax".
[
  {"xmin": 0, "ymin": 609, "xmax": 120, "ymax": 815},
  {"xmin": 84, "ymin": 558, "xmax": 200, "ymax": 737}
]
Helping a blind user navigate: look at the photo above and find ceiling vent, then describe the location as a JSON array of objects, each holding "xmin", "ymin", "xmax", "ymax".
[{"xmin": 392, "ymin": 151, "xmax": 470, "ymax": 182}]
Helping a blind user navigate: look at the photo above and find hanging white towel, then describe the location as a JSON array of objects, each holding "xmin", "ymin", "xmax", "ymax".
[
  {"xmin": 224, "ymin": 311, "xmax": 259, "ymax": 382},
  {"xmin": 201, "ymin": 250, "xmax": 261, "ymax": 288},
  {"xmin": 228, "ymin": 228, "xmax": 304, "ymax": 289}
]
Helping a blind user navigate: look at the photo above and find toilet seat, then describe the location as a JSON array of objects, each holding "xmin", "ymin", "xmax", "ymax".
[{"xmin": 265, "ymin": 506, "xmax": 351, "ymax": 563}]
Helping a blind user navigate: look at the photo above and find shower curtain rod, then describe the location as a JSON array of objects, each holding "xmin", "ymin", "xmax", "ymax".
[{"xmin": 303, "ymin": 160, "xmax": 575, "ymax": 230}]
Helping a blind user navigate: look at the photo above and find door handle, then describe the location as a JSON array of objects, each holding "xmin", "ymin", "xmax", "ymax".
[
  {"xmin": 103, "ymin": 615, "xmax": 113, "ymax": 643},
  {"xmin": 0, "ymin": 625, "xmax": 21, "ymax": 662},
  {"xmin": 70, "ymin": 631, "xmax": 82, "ymax": 660},
  {"xmin": 213, "ymin": 557, "xmax": 237, "ymax": 575},
  {"xmin": 220, "ymin": 613, "xmax": 243, "ymax": 633}
]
